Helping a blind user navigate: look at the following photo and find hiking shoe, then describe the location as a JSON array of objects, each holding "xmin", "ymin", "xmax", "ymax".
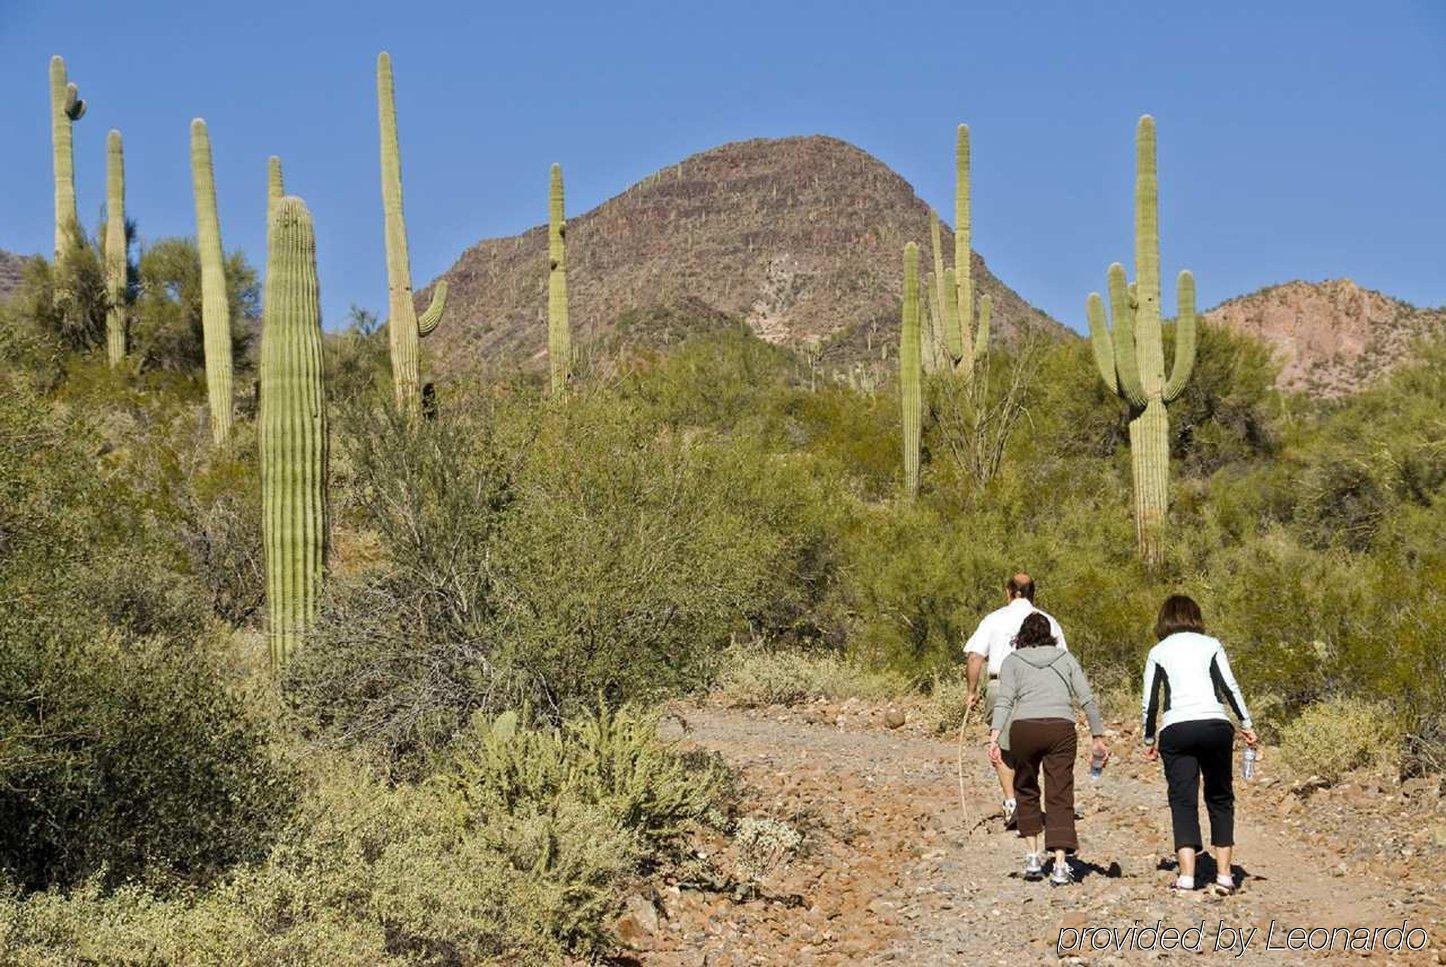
[
  {"xmin": 1023, "ymin": 853, "xmax": 1044, "ymax": 880},
  {"xmin": 1207, "ymin": 877, "xmax": 1237, "ymax": 896},
  {"xmin": 1049, "ymin": 860, "xmax": 1074, "ymax": 886},
  {"xmin": 1002, "ymin": 799, "xmax": 1017, "ymax": 830},
  {"xmin": 1168, "ymin": 876, "xmax": 1195, "ymax": 895}
]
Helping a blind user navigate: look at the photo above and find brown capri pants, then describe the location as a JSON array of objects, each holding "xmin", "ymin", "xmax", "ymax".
[{"xmin": 1006, "ymin": 718, "xmax": 1078, "ymax": 853}]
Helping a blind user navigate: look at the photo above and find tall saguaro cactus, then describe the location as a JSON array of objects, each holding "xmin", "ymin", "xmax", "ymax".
[
  {"xmin": 261, "ymin": 195, "xmax": 328, "ymax": 668},
  {"xmin": 49, "ymin": 55, "xmax": 85, "ymax": 261},
  {"xmin": 1087, "ymin": 115, "xmax": 1198, "ymax": 563},
  {"xmin": 190, "ymin": 119, "xmax": 234, "ymax": 446},
  {"xmin": 104, "ymin": 130, "xmax": 126, "ymax": 366},
  {"xmin": 950, "ymin": 124, "xmax": 991, "ymax": 373},
  {"xmin": 926, "ymin": 126, "xmax": 991, "ymax": 377},
  {"xmin": 377, "ymin": 51, "xmax": 448, "ymax": 411},
  {"xmin": 900, "ymin": 243, "xmax": 922, "ymax": 498},
  {"xmin": 547, "ymin": 162, "xmax": 571, "ymax": 395}
]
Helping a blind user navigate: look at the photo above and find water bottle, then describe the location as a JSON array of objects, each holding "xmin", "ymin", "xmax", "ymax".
[
  {"xmin": 1241, "ymin": 747, "xmax": 1258, "ymax": 780},
  {"xmin": 1089, "ymin": 750, "xmax": 1106, "ymax": 780}
]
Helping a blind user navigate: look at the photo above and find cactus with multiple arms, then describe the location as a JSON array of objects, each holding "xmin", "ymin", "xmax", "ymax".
[
  {"xmin": 900, "ymin": 243, "xmax": 922, "ymax": 498},
  {"xmin": 1087, "ymin": 115, "xmax": 1198, "ymax": 563},
  {"xmin": 377, "ymin": 51, "xmax": 447, "ymax": 411},
  {"xmin": 548, "ymin": 163, "xmax": 571, "ymax": 395},
  {"xmin": 951, "ymin": 124, "xmax": 991, "ymax": 371},
  {"xmin": 49, "ymin": 55, "xmax": 85, "ymax": 262},
  {"xmin": 104, "ymin": 130, "xmax": 126, "ymax": 366},
  {"xmin": 190, "ymin": 119, "xmax": 235, "ymax": 446},
  {"xmin": 925, "ymin": 127, "xmax": 990, "ymax": 376},
  {"xmin": 260, "ymin": 195, "xmax": 328, "ymax": 668}
]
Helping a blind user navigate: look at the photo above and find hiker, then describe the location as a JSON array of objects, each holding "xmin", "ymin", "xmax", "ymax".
[
  {"xmin": 987, "ymin": 612, "xmax": 1107, "ymax": 885},
  {"xmin": 1141, "ymin": 594, "xmax": 1258, "ymax": 896},
  {"xmin": 964, "ymin": 572, "xmax": 1066, "ymax": 828}
]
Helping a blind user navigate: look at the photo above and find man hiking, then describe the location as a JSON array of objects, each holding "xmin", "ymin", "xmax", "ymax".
[{"xmin": 965, "ymin": 572, "xmax": 1067, "ymax": 828}]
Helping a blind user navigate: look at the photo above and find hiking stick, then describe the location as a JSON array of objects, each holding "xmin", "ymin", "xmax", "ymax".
[{"xmin": 956, "ymin": 698, "xmax": 976, "ymax": 830}]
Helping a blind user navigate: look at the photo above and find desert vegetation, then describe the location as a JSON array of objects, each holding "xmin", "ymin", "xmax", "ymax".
[{"xmin": 0, "ymin": 47, "xmax": 1441, "ymax": 965}]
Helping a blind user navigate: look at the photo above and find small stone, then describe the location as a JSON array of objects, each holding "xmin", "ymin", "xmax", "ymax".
[{"xmin": 884, "ymin": 708, "xmax": 906, "ymax": 729}]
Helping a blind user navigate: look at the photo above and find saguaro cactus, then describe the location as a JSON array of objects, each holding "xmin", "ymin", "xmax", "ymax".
[
  {"xmin": 261, "ymin": 195, "xmax": 328, "ymax": 668},
  {"xmin": 377, "ymin": 51, "xmax": 447, "ymax": 411},
  {"xmin": 950, "ymin": 124, "xmax": 991, "ymax": 373},
  {"xmin": 900, "ymin": 243, "xmax": 922, "ymax": 498},
  {"xmin": 104, "ymin": 130, "xmax": 126, "ymax": 366},
  {"xmin": 1087, "ymin": 115, "xmax": 1198, "ymax": 563},
  {"xmin": 547, "ymin": 163, "xmax": 572, "ymax": 395},
  {"xmin": 49, "ymin": 55, "xmax": 85, "ymax": 261},
  {"xmin": 191, "ymin": 119, "xmax": 234, "ymax": 446},
  {"xmin": 926, "ymin": 126, "xmax": 990, "ymax": 377}
]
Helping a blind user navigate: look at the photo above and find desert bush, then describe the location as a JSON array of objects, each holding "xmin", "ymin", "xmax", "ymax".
[
  {"xmin": 1278, "ymin": 697, "xmax": 1399, "ymax": 783},
  {"xmin": 0, "ymin": 620, "xmax": 289, "ymax": 891},
  {"xmin": 447, "ymin": 704, "xmax": 723, "ymax": 856},
  {"xmin": 732, "ymin": 817, "xmax": 802, "ymax": 882},
  {"xmin": 717, "ymin": 646, "xmax": 907, "ymax": 707},
  {"xmin": 129, "ymin": 237, "xmax": 257, "ymax": 374}
]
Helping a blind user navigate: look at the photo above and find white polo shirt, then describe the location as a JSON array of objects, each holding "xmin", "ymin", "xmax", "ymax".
[{"xmin": 964, "ymin": 597, "xmax": 1067, "ymax": 677}]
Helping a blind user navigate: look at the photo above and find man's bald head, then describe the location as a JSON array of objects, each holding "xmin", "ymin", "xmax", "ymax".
[{"xmin": 1006, "ymin": 572, "xmax": 1036, "ymax": 602}]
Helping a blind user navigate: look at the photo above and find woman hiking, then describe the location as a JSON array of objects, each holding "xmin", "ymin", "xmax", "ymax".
[
  {"xmin": 988, "ymin": 612, "xmax": 1108, "ymax": 886},
  {"xmin": 1141, "ymin": 594, "xmax": 1259, "ymax": 896}
]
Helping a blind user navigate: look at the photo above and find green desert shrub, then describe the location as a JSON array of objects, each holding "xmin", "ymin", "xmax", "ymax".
[
  {"xmin": 447, "ymin": 705, "xmax": 723, "ymax": 856},
  {"xmin": 0, "ymin": 621, "xmax": 289, "ymax": 891},
  {"xmin": 716, "ymin": 646, "xmax": 907, "ymax": 707},
  {"xmin": 0, "ymin": 709, "xmax": 723, "ymax": 965},
  {"xmin": 129, "ymin": 237, "xmax": 257, "ymax": 374},
  {"xmin": 1278, "ymin": 697, "xmax": 1399, "ymax": 783}
]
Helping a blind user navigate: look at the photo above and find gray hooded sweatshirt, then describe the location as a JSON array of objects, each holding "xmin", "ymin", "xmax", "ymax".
[{"xmin": 990, "ymin": 645, "xmax": 1104, "ymax": 740}]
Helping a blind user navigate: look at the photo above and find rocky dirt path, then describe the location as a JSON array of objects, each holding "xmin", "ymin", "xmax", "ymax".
[{"xmin": 631, "ymin": 702, "xmax": 1444, "ymax": 966}]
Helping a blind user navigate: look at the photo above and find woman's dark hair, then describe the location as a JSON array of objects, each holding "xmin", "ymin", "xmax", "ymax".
[
  {"xmin": 1013, "ymin": 612, "xmax": 1056, "ymax": 649},
  {"xmin": 1155, "ymin": 594, "xmax": 1205, "ymax": 640}
]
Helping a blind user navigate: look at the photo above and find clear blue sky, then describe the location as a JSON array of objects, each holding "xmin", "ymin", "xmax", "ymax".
[{"xmin": 2, "ymin": 0, "xmax": 1443, "ymax": 332}]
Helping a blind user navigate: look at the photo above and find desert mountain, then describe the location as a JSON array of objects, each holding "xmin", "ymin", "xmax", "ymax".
[
  {"xmin": 425, "ymin": 136, "xmax": 1065, "ymax": 375},
  {"xmin": 1206, "ymin": 279, "xmax": 1445, "ymax": 397}
]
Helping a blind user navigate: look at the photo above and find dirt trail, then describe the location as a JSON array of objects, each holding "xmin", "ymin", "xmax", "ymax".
[{"xmin": 634, "ymin": 703, "xmax": 1444, "ymax": 966}]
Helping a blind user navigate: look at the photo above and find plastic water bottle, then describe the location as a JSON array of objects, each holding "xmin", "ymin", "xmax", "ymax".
[
  {"xmin": 1089, "ymin": 750, "xmax": 1106, "ymax": 780},
  {"xmin": 1241, "ymin": 747, "xmax": 1258, "ymax": 780}
]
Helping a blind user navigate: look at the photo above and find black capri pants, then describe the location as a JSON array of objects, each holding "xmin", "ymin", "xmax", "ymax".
[{"xmin": 1158, "ymin": 719, "xmax": 1235, "ymax": 851}]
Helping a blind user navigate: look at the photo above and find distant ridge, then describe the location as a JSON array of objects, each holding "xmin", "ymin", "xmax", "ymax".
[
  {"xmin": 1205, "ymin": 278, "xmax": 1445, "ymax": 396},
  {"xmin": 424, "ymin": 135, "xmax": 1067, "ymax": 376}
]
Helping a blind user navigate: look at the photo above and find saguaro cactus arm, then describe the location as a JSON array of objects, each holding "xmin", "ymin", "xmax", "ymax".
[
  {"xmin": 1086, "ymin": 292, "xmax": 1117, "ymax": 395},
  {"xmin": 1163, "ymin": 270, "xmax": 1198, "ymax": 403},
  {"xmin": 1107, "ymin": 263, "xmax": 1147, "ymax": 409},
  {"xmin": 417, "ymin": 281, "xmax": 449, "ymax": 337},
  {"xmin": 974, "ymin": 294, "xmax": 992, "ymax": 362}
]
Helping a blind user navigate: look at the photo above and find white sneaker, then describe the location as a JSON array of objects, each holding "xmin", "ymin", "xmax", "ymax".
[
  {"xmin": 1002, "ymin": 799, "xmax": 1017, "ymax": 829},
  {"xmin": 1050, "ymin": 859, "xmax": 1074, "ymax": 886},
  {"xmin": 1023, "ymin": 853, "xmax": 1044, "ymax": 880}
]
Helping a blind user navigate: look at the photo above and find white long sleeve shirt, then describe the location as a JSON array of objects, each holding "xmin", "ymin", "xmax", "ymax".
[
  {"xmin": 964, "ymin": 597, "xmax": 1067, "ymax": 676},
  {"xmin": 1141, "ymin": 631, "xmax": 1253, "ymax": 744}
]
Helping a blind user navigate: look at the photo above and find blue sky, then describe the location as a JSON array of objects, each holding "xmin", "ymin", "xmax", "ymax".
[{"xmin": 2, "ymin": 0, "xmax": 1443, "ymax": 332}]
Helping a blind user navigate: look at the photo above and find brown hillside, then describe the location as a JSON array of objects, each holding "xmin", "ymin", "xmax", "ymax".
[
  {"xmin": 1205, "ymin": 279, "xmax": 1445, "ymax": 397},
  {"xmin": 424, "ymin": 135, "xmax": 1066, "ymax": 376},
  {"xmin": 0, "ymin": 250, "xmax": 27, "ymax": 302}
]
